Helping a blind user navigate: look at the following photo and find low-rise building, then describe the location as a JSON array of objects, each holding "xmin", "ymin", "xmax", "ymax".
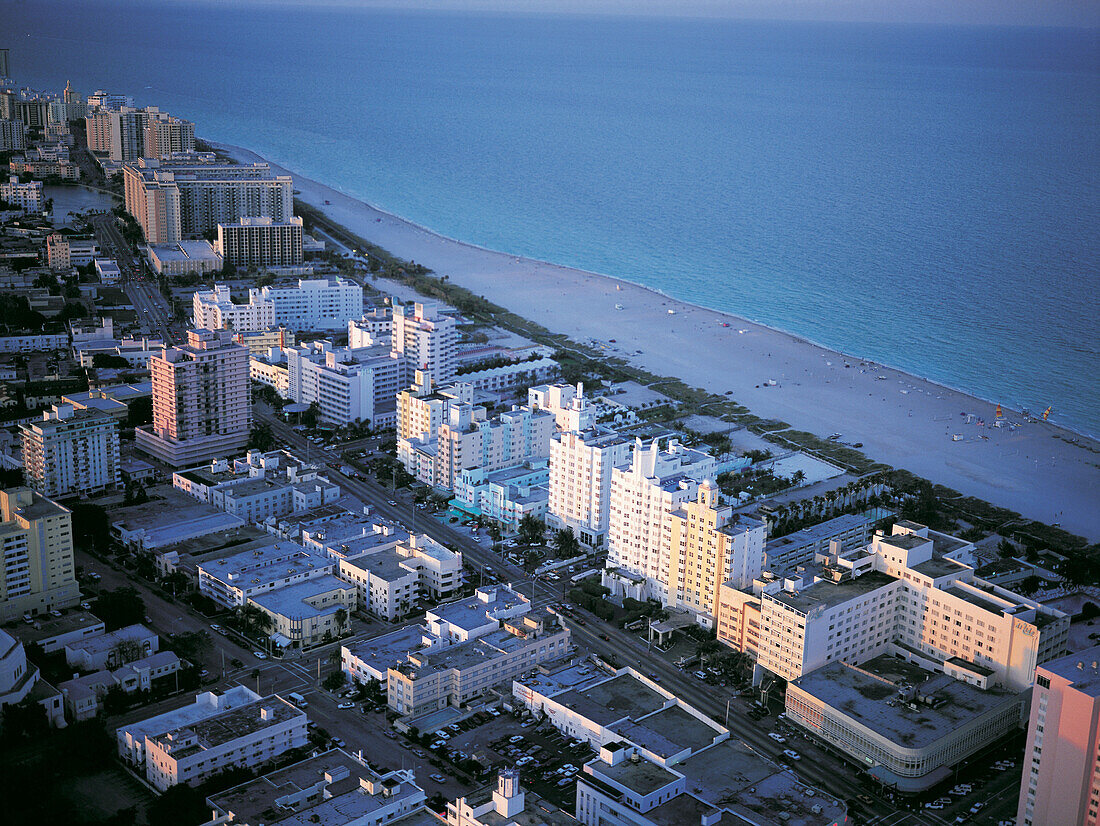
[
  {"xmin": 336, "ymin": 534, "xmax": 464, "ymax": 620},
  {"xmin": 73, "ymin": 336, "xmax": 165, "ymax": 368},
  {"xmin": 452, "ymin": 460, "xmax": 550, "ymax": 530},
  {"xmin": 0, "ymin": 627, "xmax": 65, "ymax": 727},
  {"xmin": 146, "ymin": 240, "xmax": 222, "ymax": 276},
  {"xmin": 448, "ymin": 768, "xmax": 573, "ymax": 826},
  {"xmin": 764, "ymin": 509, "xmax": 895, "ymax": 572},
  {"xmin": 388, "ymin": 611, "xmax": 569, "ymax": 716},
  {"xmin": 60, "ymin": 650, "xmax": 181, "ymax": 721},
  {"xmin": 197, "ymin": 541, "xmax": 335, "ymax": 609},
  {"xmin": 207, "ymin": 749, "xmax": 431, "ymax": 826},
  {"xmin": 94, "ymin": 257, "xmax": 122, "ymax": 284},
  {"xmin": 0, "ymin": 175, "xmax": 43, "ymax": 213},
  {"xmin": 249, "ymin": 575, "xmax": 356, "ymax": 649},
  {"xmin": 64, "ymin": 623, "xmax": 158, "ymax": 671},
  {"xmin": 47, "ymin": 233, "xmax": 98, "ymax": 269},
  {"xmin": 786, "ymin": 655, "xmax": 1026, "ymax": 792},
  {"xmin": 0, "ymin": 333, "xmax": 67, "ymax": 352},
  {"xmin": 11, "ymin": 609, "xmax": 105, "ymax": 654},
  {"xmin": 119, "ymin": 687, "xmax": 308, "ymax": 791},
  {"xmin": 455, "ymin": 356, "xmax": 559, "ymax": 395}
]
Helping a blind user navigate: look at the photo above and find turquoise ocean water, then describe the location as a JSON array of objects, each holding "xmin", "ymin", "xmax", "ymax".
[{"xmin": 5, "ymin": 2, "xmax": 1098, "ymax": 435}]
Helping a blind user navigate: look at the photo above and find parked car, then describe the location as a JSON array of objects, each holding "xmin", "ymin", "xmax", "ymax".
[
  {"xmin": 230, "ymin": 657, "xmax": 243, "ymax": 668},
  {"xmin": 430, "ymin": 773, "xmax": 447, "ymax": 783},
  {"xmin": 337, "ymin": 702, "xmax": 354, "ymax": 709},
  {"xmin": 509, "ymin": 735, "xmax": 524, "ymax": 743},
  {"xmin": 768, "ymin": 732, "xmax": 786, "ymax": 743},
  {"xmin": 210, "ymin": 623, "xmax": 222, "ymax": 632}
]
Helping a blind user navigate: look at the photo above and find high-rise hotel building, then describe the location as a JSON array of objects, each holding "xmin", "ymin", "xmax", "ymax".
[
  {"xmin": 135, "ymin": 329, "xmax": 251, "ymax": 468},
  {"xmin": 0, "ymin": 488, "xmax": 78, "ymax": 622}
]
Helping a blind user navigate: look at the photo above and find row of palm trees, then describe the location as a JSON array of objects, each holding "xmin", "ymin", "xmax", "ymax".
[{"xmin": 766, "ymin": 474, "xmax": 889, "ymax": 535}]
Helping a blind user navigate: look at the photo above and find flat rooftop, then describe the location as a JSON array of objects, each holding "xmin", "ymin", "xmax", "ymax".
[
  {"xmin": 767, "ymin": 569, "xmax": 897, "ymax": 615},
  {"xmin": 428, "ymin": 586, "xmax": 527, "ymax": 632},
  {"xmin": 1041, "ymin": 645, "xmax": 1100, "ymax": 697},
  {"xmin": 766, "ymin": 511, "xmax": 882, "ymax": 554},
  {"xmin": 610, "ymin": 705, "xmax": 721, "ymax": 758},
  {"xmin": 554, "ymin": 673, "xmax": 666, "ymax": 728},
  {"xmin": 911, "ymin": 556, "xmax": 967, "ymax": 580},
  {"xmin": 515, "ymin": 662, "xmax": 604, "ymax": 697},
  {"xmin": 13, "ymin": 609, "xmax": 103, "ymax": 645},
  {"xmin": 250, "ymin": 575, "xmax": 354, "ymax": 620},
  {"xmin": 592, "ymin": 754, "xmax": 679, "ymax": 796},
  {"xmin": 343, "ymin": 549, "xmax": 415, "ymax": 582},
  {"xmin": 943, "ymin": 584, "xmax": 1011, "ymax": 616},
  {"xmin": 152, "ymin": 696, "xmax": 303, "ymax": 759},
  {"xmin": 345, "ymin": 626, "xmax": 432, "ymax": 673},
  {"xmin": 791, "ymin": 655, "xmax": 1021, "ymax": 750},
  {"xmin": 199, "ymin": 541, "xmax": 332, "ymax": 589},
  {"xmin": 117, "ymin": 686, "xmax": 261, "ymax": 745}
]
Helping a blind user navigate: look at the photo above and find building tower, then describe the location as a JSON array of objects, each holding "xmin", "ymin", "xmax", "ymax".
[
  {"xmin": 0, "ymin": 488, "xmax": 78, "ymax": 622},
  {"xmin": 135, "ymin": 328, "xmax": 251, "ymax": 467},
  {"xmin": 1018, "ymin": 645, "xmax": 1100, "ymax": 826},
  {"xmin": 492, "ymin": 768, "xmax": 525, "ymax": 818}
]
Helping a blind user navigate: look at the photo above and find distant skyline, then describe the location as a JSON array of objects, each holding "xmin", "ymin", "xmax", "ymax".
[{"xmin": 149, "ymin": 0, "xmax": 1100, "ymax": 29}]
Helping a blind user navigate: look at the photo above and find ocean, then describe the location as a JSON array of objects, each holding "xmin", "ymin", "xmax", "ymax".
[{"xmin": 5, "ymin": 2, "xmax": 1098, "ymax": 435}]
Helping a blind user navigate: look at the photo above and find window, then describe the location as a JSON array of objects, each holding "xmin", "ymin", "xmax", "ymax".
[{"xmin": 1036, "ymin": 675, "xmax": 1050, "ymax": 689}]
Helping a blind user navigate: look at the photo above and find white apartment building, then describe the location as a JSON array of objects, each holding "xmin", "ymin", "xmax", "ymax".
[
  {"xmin": 135, "ymin": 329, "xmax": 251, "ymax": 468},
  {"xmin": 0, "ymin": 333, "xmax": 67, "ymax": 353},
  {"xmin": 209, "ymin": 750, "xmax": 428, "ymax": 826},
  {"xmin": 547, "ymin": 426, "xmax": 631, "ymax": 549},
  {"xmin": 0, "ymin": 628, "xmax": 64, "ymax": 728},
  {"xmin": 453, "ymin": 460, "xmax": 549, "ymax": 530},
  {"xmin": 284, "ymin": 340, "xmax": 403, "ymax": 428},
  {"xmin": 0, "ymin": 175, "xmax": 43, "ymax": 213},
  {"xmin": 193, "ymin": 278, "xmax": 361, "ymax": 333},
  {"xmin": 529, "ymin": 382, "xmax": 597, "ymax": 432},
  {"xmin": 717, "ymin": 522, "xmax": 1069, "ymax": 692},
  {"xmin": 388, "ymin": 612, "xmax": 569, "ymax": 716},
  {"xmin": 603, "ymin": 437, "xmax": 717, "ymax": 605},
  {"xmin": 140, "ymin": 693, "xmax": 307, "ymax": 791},
  {"xmin": 215, "ymin": 216, "xmax": 304, "ymax": 268},
  {"xmin": 20, "ymin": 404, "xmax": 121, "ymax": 499},
  {"xmin": 336, "ymin": 533, "xmax": 465, "ymax": 620},
  {"xmin": 456, "ymin": 357, "xmax": 560, "ymax": 396},
  {"xmin": 0, "ymin": 488, "xmax": 79, "ymax": 622},
  {"xmin": 193, "ymin": 284, "xmax": 276, "ymax": 331},
  {"xmin": 197, "ymin": 541, "xmax": 335, "ymax": 608},
  {"xmin": 392, "ymin": 301, "xmax": 457, "ymax": 383},
  {"xmin": 348, "ymin": 308, "xmax": 393, "ymax": 347}
]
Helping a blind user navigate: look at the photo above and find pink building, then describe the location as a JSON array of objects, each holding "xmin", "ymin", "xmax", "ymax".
[
  {"xmin": 135, "ymin": 329, "xmax": 250, "ymax": 468},
  {"xmin": 1018, "ymin": 645, "xmax": 1100, "ymax": 826}
]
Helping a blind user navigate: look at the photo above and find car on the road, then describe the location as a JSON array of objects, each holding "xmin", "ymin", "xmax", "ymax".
[
  {"xmin": 414, "ymin": 749, "xmax": 426, "ymax": 758},
  {"xmin": 556, "ymin": 777, "xmax": 573, "ymax": 787},
  {"xmin": 80, "ymin": 602, "xmax": 91, "ymax": 610},
  {"xmin": 925, "ymin": 802, "xmax": 945, "ymax": 810},
  {"xmin": 782, "ymin": 749, "xmax": 801, "ymax": 761},
  {"xmin": 253, "ymin": 651, "xmax": 268, "ymax": 659},
  {"xmin": 387, "ymin": 500, "xmax": 397, "ymax": 506},
  {"xmin": 337, "ymin": 701, "xmax": 354, "ymax": 709},
  {"xmin": 210, "ymin": 624, "xmax": 222, "ymax": 632},
  {"xmin": 768, "ymin": 732, "xmax": 786, "ymax": 743},
  {"xmin": 229, "ymin": 657, "xmax": 244, "ymax": 668},
  {"xmin": 599, "ymin": 633, "xmax": 610, "ymax": 640},
  {"xmin": 429, "ymin": 773, "xmax": 447, "ymax": 783}
]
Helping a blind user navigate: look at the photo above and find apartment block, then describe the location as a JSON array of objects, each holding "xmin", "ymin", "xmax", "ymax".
[
  {"xmin": 21, "ymin": 404, "xmax": 121, "ymax": 499},
  {"xmin": 249, "ymin": 575, "xmax": 355, "ymax": 649},
  {"xmin": 547, "ymin": 425, "xmax": 631, "ymax": 550},
  {"xmin": 0, "ymin": 488, "xmax": 79, "ymax": 622},
  {"xmin": 388, "ymin": 611, "xmax": 569, "ymax": 716},
  {"xmin": 193, "ymin": 278, "xmax": 361, "ymax": 333},
  {"xmin": 764, "ymin": 509, "xmax": 894, "ymax": 572},
  {"xmin": 60, "ymin": 651, "xmax": 180, "ymax": 721},
  {"xmin": 143, "ymin": 115, "xmax": 195, "ymax": 159},
  {"xmin": 46, "ymin": 233, "xmax": 98, "ymax": 269},
  {"xmin": 63, "ymin": 623, "xmax": 159, "ymax": 672},
  {"xmin": 198, "ymin": 541, "xmax": 335, "ymax": 609},
  {"xmin": 283, "ymin": 339, "xmax": 403, "ymax": 428},
  {"xmin": 529, "ymin": 382, "xmax": 597, "ymax": 432},
  {"xmin": 0, "ymin": 119, "xmax": 26, "ymax": 152},
  {"xmin": 123, "ymin": 157, "xmax": 293, "ymax": 243},
  {"xmin": 717, "ymin": 522, "xmax": 1069, "ymax": 692},
  {"xmin": 208, "ymin": 750, "xmax": 429, "ymax": 826},
  {"xmin": 0, "ymin": 175, "xmax": 43, "ymax": 213},
  {"xmin": 397, "ymin": 371, "xmax": 474, "ymax": 446},
  {"xmin": 135, "ymin": 329, "xmax": 251, "ymax": 468},
  {"xmin": 1018, "ymin": 646, "xmax": 1100, "ymax": 826},
  {"xmin": 392, "ymin": 301, "xmax": 457, "ymax": 384},
  {"xmin": 215, "ymin": 215, "xmax": 304, "ymax": 269},
  {"xmin": 456, "ymin": 356, "xmax": 560, "ymax": 395},
  {"xmin": 348, "ymin": 307, "xmax": 394, "ymax": 347},
  {"xmin": 137, "ymin": 692, "xmax": 307, "ymax": 791},
  {"xmin": 453, "ymin": 460, "xmax": 550, "ymax": 530},
  {"xmin": 603, "ymin": 437, "xmax": 717, "ymax": 606},
  {"xmin": 448, "ymin": 768, "xmax": 575, "ymax": 826}
]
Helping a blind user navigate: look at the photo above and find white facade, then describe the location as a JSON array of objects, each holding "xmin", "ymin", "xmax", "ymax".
[
  {"xmin": 21, "ymin": 404, "xmax": 121, "ymax": 499},
  {"xmin": 193, "ymin": 284, "xmax": 276, "ymax": 331},
  {"xmin": 197, "ymin": 541, "xmax": 335, "ymax": 608},
  {"xmin": 605, "ymin": 438, "xmax": 717, "ymax": 604},
  {"xmin": 547, "ymin": 426, "xmax": 631, "ymax": 549},
  {"xmin": 0, "ymin": 175, "xmax": 43, "ymax": 213},
  {"xmin": 0, "ymin": 333, "xmax": 67, "ymax": 352},
  {"xmin": 392, "ymin": 301, "xmax": 457, "ymax": 383},
  {"xmin": 259, "ymin": 277, "xmax": 362, "ymax": 332},
  {"xmin": 284, "ymin": 340, "xmax": 403, "ymax": 428}
]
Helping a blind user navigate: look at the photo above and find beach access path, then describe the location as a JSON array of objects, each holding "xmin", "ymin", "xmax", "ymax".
[{"xmin": 216, "ymin": 142, "xmax": 1100, "ymax": 542}]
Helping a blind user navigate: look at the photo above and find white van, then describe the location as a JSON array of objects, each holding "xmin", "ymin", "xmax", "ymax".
[{"xmin": 287, "ymin": 692, "xmax": 308, "ymax": 708}]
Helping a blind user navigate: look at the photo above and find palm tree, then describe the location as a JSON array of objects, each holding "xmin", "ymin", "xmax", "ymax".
[{"xmin": 334, "ymin": 607, "xmax": 348, "ymax": 635}]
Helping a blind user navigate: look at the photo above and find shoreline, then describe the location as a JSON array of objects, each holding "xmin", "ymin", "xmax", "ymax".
[{"xmin": 211, "ymin": 140, "xmax": 1100, "ymax": 542}]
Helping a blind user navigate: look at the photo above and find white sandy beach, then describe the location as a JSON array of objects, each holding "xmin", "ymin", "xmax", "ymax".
[{"xmin": 217, "ymin": 142, "xmax": 1100, "ymax": 542}]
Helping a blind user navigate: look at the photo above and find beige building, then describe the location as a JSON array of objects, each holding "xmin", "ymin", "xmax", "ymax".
[
  {"xmin": 21, "ymin": 404, "xmax": 121, "ymax": 499},
  {"xmin": 397, "ymin": 371, "xmax": 473, "ymax": 446},
  {"xmin": 135, "ymin": 329, "xmax": 251, "ymax": 468},
  {"xmin": 143, "ymin": 115, "xmax": 195, "ymax": 159},
  {"xmin": 665, "ymin": 482, "xmax": 765, "ymax": 627},
  {"xmin": 214, "ymin": 216, "xmax": 304, "ymax": 269},
  {"xmin": 1018, "ymin": 646, "xmax": 1100, "ymax": 826},
  {"xmin": 146, "ymin": 240, "xmax": 222, "ymax": 276},
  {"xmin": 429, "ymin": 404, "xmax": 553, "ymax": 492},
  {"xmin": 0, "ymin": 488, "xmax": 79, "ymax": 622},
  {"xmin": 248, "ymin": 575, "xmax": 355, "ymax": 649},
  {"xmin": 716, "ymin": 522, "xmax": 1069, "ymax": 692},
  {"xmin": 392, "ymin": 301, "xmax": 457, "ymax": 384},
  {"xmin": 603, "ymin": 437, "xmax": 717, "ymax": 606},
  {"xmin": 388, "ymin": 611, "xmax": 569, "ymax": 716}
]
